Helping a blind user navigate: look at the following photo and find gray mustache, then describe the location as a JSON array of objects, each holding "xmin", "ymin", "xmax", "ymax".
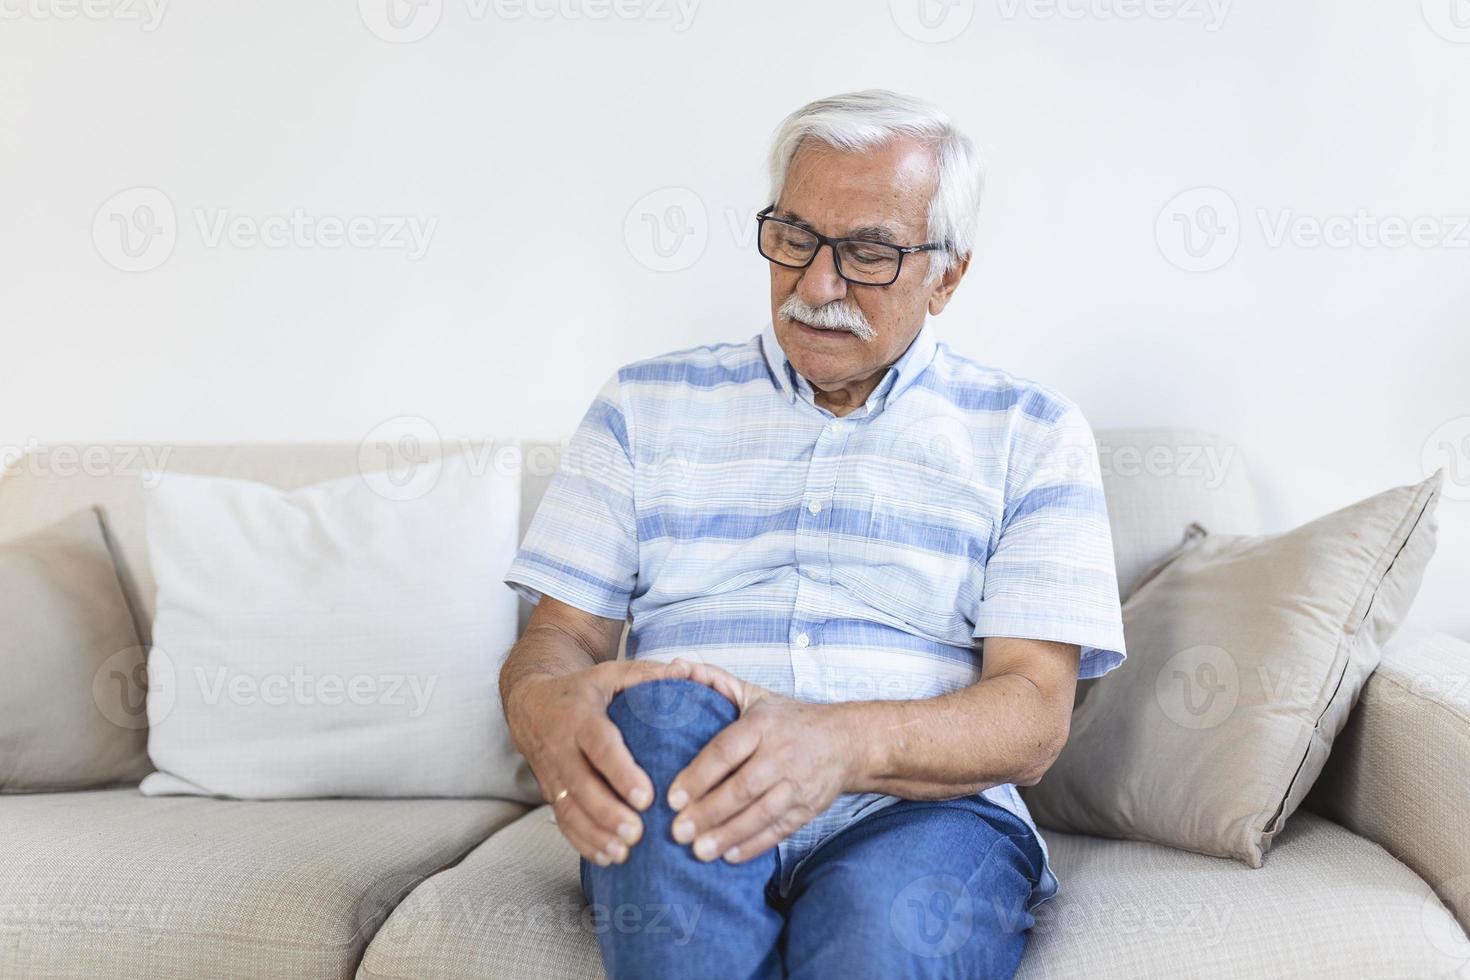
[{"xmin": 778, "ymin": 295, "xmax": 875, "ymax": 342}]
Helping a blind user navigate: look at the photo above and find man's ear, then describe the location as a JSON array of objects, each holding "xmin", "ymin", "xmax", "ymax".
[{"xmin": 926, "ymin": 252, "xmax": 971, "ymax": 316}]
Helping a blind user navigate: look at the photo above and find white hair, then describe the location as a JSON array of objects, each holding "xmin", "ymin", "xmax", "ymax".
[{"xmin": 767, "ymin": 89, "xmax": 985, "ymax": 283}]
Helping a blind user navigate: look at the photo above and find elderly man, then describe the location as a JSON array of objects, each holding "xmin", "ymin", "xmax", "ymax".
[{"xmin": 500, "ymin": 89, "xmax": 1126, "ymax": 979}]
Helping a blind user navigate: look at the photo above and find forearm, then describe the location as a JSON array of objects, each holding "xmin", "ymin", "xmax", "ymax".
[
  {"xmin": 498, "ymin": 619, "xmax": 602, "ymax": 727},
  {"xmin": 835, "ymin": 672, "xmax": 1068, "ymax": 799}
]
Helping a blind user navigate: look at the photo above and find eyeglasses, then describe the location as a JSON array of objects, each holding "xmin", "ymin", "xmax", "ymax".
[{"xmin": 755, "ymin": 205, "xmax": 947, "ymax": 287}]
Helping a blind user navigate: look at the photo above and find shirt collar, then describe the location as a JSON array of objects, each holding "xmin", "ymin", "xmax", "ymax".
[{"xmin": 759, "ymin": 319, "xmax": 938, "ymax": 413}]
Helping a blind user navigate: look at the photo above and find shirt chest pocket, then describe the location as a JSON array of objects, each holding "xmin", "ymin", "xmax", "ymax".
[{"xmin": 843, "ymin": 492, "xmax": 993, "ymax": 642}]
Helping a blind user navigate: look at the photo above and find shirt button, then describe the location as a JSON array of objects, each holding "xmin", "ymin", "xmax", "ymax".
[
  {"xmin": 807, "ymin": 499, "xmax": 822, "ymax": 515},
  {"xmin": 794, "ymin": 632, "xmax": 810, "ymax": 648}
]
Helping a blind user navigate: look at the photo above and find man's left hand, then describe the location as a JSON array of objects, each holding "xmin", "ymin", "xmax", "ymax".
[{"xmin": 664, "ymin": 660, "xmax": 861, "ymax": 864}]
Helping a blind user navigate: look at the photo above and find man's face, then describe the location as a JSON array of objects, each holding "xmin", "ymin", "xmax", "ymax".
[{"xmin": 767, "ymin": 136, "xmax": 968, "ymax": 395}]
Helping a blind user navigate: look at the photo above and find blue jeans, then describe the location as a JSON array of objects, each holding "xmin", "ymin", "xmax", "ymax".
[{"xmin": 579, "ymin": 679, "xmax": 1045, "ymax": 979}]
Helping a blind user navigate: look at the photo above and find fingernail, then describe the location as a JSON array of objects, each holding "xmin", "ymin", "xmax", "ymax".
[
  {"xmin": 593, "ymin": 851, "xmax": 610, "ymax": 867},
  {"xmin": 673, "ymin": 819, "xmax": 695, "ymax": 844},
  {"xmin": 668, "ymin": 788, "xmax": 688, "ymax": 810},
  {"xmin": 694, "ymin": 836, "xmax": 718, "ymax": 861},
  {"xmin": 723, "ymin": 846, "xmax": 741, "ymax": 862},
  {"xmin": 607, "ymin": 841, "xmax": 628, "ymax": 863},
  {"xmin": 617, "ymin": 821, "xmax": 639, "ymax": 844},
  {"xmin": 629, "ymin": 787, "xmax": 651, "ymax": 810}
]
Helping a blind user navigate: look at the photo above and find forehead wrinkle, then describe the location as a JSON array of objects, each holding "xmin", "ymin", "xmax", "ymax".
[
  {"xmin": 774, "ymin": 208, "xmax": 906, "ymax": 243},
  {"xmin": 775, "ymin": 140, "xmax": 933, "ymax": 240}
]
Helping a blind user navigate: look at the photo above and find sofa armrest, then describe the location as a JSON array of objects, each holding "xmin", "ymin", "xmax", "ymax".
[{"xmin": 1306, "ymin": 623, "xmax": 1470, "ymax": 932}]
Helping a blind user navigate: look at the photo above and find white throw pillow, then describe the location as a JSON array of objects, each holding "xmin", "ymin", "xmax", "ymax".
[{"xmin": 140, "ymin": 450, "xmax": 539, "ymax": 801}]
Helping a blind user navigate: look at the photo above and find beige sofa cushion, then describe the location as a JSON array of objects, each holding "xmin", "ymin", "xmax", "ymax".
[
  {"xmin": 1308, "ymin": 625, "xmax": 1470, "ymax": 932},
  {"xmin": 0, "ymin": 509, "xmax": 150, "ymax": 792},
  {"xmin": 356, "ymin": 805, "xmax": 1468, "ymax": 979},
  {"xmin": 359, "ymin": 807, "xmax": 607, "ymax": 980},
  {"xmin": 1025, "ymin": 473, "xmax": 1440, "ymax": 866},
  {"xmin": 1018, "ymin": 812, "xmax": 1469, "ymax": 979},
  {"xmin": 0, "ymin": 789, "xmax": 525, "ymax": 979}
]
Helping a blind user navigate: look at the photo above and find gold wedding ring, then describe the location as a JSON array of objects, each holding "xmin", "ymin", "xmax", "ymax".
[{"xmin": 553, "ymin": 788, "xmax": 570, "ymax": 804}]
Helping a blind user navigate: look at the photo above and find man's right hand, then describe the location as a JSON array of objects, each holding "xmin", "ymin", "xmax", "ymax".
[{"xmin": 505, "ymin": 655, "xmax": 696, "ymax": 866}]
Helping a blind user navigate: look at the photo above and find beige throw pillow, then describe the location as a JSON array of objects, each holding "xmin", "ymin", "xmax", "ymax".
[
  {"xmin": 0, "ymin": 508, "xmax": 150, "ymax": 792},
  {"xmin": 1024, "ymin": 472, "xmax": 1442, "ymax": 866}
]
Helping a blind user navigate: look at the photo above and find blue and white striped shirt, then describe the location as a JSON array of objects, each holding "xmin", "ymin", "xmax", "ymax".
[{"xmin": 505, "ymin": 320, "xmax": 1127, "ymax": 910}]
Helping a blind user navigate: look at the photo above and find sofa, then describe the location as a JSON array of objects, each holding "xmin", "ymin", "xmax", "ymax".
[{"xmin": 2, "ymin": 430, "xmax": 1467, "ymax": 979}]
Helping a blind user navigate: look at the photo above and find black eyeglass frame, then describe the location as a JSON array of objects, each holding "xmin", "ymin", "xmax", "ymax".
[{"xmin": 755, "ymin": 205, "xmax": 948, "ymax": 287}]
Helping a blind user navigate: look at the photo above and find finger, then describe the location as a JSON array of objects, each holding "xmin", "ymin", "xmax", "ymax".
[
  {"xmin": 719, "ymin": 803, "xmax": 805, "ymax": 865},
  {"xmin": 671, "ymin": 658, "xmax": 748, "ymax": 708},
  {"xmin": 668, "ymin": 716, "xmax": 761, "ymax": 811},
  {"xmin": 555, "ymin": 792, "xmax": 631, "ymax": 866},
  {"xmin": 606, "ymin": 656, "xmax": 694, "ymax": 697},
  {"xmin": 550, "ymin": 752, "xmax": 640, "ymax": 857},
  {"xmin": 673, "ymin": 754, "xmax": 781, "ymax": 848},
  {"xmin": 576, "ymin": 716, "xmax": 653, "ymax": 831},
  {"xmin": 679, "ymin": 775, "xmax": 793, "ymax": 858},
  {"xmin": 687, "ymin": 779, "xmax": 796, "ymax": 863}
]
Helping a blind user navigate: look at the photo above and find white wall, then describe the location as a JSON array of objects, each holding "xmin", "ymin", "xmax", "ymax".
[{"xmin": 2, "ymin": 0, "xmax": 1466, "ymax": 636}]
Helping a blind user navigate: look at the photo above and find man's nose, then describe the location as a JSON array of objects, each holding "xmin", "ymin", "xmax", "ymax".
[{"xmin": 796, "ymin": 244, "xmax": 848, "ymax": 308}]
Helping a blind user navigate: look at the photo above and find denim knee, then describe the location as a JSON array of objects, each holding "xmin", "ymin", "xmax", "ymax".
[
  {"xmin": 606, "ymin": 678, "xmax": 738, "ymax": 788},
  {"xmin": 585, "ymin": 678, "xmax": 784, "ymax": 980}
]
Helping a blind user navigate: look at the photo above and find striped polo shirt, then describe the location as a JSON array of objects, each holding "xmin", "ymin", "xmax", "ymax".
[{"xmin": 504, "ymin": 319, "xmax": 1127, "ymax": 910}]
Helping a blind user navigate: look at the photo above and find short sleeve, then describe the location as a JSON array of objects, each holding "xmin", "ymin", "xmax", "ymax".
[
  {"xmin": 972, "ymin": 406, "xmax": 1126, "ymax": 679},
  {"xmin": 503, "ymin": 371, "xmax": 638, "ymax": 621}
]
